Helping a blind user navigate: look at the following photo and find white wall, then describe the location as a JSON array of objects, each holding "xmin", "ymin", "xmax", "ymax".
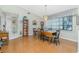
[
  {"xmin": 48, "ymin": 8, "xmax": 78, "ymax": 42},
  {"xmin": 77, "ymin": 25, "xmax": 79, "ymax": 52},
  {"xmin": 0, "ymin": 8, "xmax": 6, "ymax": 31},
  {"xmin": 0, "ymin": 5, "xmax": 42, "ymax": 40},
  {"xmin": 77, "ymin": 8, "xmax": 79, "ymax": 52},
  {"xmin": 0, "ymin": 6, "xmax": 27, "ymax": 39},
  {"xmin": 76, "ymin": 23, "xmax": 79, "ymax": 52}
]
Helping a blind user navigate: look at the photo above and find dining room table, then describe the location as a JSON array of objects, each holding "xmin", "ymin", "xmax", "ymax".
[{"xmin": 40, "ymin": 30, "xmax": 56, "ymax": 42}]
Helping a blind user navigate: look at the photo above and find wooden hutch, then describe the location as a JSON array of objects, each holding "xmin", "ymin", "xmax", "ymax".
[{"xmin": 23, "ymin": 16, "xmax": 28, "ymax": 36}]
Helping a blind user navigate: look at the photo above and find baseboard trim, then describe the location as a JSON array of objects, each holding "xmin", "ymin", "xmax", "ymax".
[{"xmin": 60, "ymin": 37, "xmax": 77, "ymax": 43}]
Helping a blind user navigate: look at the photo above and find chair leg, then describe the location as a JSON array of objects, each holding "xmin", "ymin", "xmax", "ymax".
[
  {"xmin": 56, "ymin": 40, "xmax": 60, "ymax": 46},
  {"xmin": 55, "ymin": 39, "xmax": 57, "ymax": 46},
  {"xmin": 42, "ymin": 36, "xmax": 44, "ymax": 42},
  {"xmin": 58, "ymin": 40, "xmax": 60, "ymax": 45},
  {"xmin": 53, "ymin": 39, "xmax": 56, "ymax": 44},
  {"xmin": 0, "ymin": 47, "xmax": 1, "ymax": 49},
  {"xmin": 50, "ymin": 39, "xmax": 52, "ymax": 43},
  {"xmin": 54, "ymin": 39, "xmax": 59, "ymax": 46},
  {"xmin": 0, "ymin": 47, "xmax": 3, "ymax": 53}
]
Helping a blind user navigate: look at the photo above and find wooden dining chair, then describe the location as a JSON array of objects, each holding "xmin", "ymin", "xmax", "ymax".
[{"xmin": 53, "ymin": 30, "xmax": 60, "ymax": 45}]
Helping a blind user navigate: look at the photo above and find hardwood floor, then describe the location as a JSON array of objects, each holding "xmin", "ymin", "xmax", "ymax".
[{"xmin": 0, "ymin": 36, "xmax": 77, "ymax": 53}]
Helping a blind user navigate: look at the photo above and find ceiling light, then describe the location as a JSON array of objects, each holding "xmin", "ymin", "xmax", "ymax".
[
  {"xmin": 43, "ymin": 15, "xmax": 48, "ymax": 21},
  {"xmin": 43, "ymin": 5, "xmax": 48, "ymax": 21}
]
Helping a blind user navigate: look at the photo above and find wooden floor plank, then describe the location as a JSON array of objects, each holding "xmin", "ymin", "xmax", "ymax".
[{"xmin": 0, "ymin": 36, "xmax": 77, "ymax": 53}]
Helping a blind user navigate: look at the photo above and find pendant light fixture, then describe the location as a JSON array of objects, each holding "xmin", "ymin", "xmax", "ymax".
[{"xmin": 43, "ymin": 5, "xmax": 48, "ymax": 21}]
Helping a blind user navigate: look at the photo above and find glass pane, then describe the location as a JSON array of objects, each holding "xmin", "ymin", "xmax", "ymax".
[{"xmin": 63, "ymin": 16, "xmax": 72, "ymax": 31}]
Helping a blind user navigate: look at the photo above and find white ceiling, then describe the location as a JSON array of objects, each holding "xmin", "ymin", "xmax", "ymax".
[{"xmin": 18, "ymin": 5, "xmax": 79, "ymax": 17}]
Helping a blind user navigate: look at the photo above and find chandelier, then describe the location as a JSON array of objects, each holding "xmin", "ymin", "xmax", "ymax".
[{"xmin": 43, "ymin": 5, "xmax": 48, "ymax": 21}]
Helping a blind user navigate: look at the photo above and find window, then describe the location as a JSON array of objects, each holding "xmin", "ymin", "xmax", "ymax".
[
  {"xmin": 51, "ymin": 18, "xmax": 60, "ymax": 30},
  {"xmin": 45, "ymin": 16, "xmax": 73, "ymax": 31},
  {"xmin": 59, "ymin": 17, "xmax": 63, "ymax": 30},
  {"xmin": 63, "ymin": 16, "xmax": 72, "ymax": 31}
]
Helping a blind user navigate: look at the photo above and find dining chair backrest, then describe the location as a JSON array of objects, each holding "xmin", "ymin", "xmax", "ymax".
[{"xmin": 56, "ymin": 30, "xmax": 60, "ymax": 39}]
